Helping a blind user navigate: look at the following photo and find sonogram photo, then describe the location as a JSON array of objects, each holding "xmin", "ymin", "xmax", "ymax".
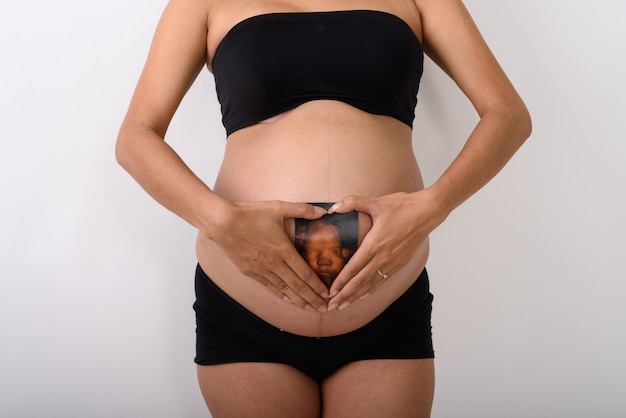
[{"xmin": 295, "ymin": 203, "xmax": 358, "ymax": 288}]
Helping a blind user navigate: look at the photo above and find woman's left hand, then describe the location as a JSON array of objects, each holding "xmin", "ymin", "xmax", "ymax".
[{"xmin": 326, "ymin": 189, "xmax": 449, "ymax": 311}]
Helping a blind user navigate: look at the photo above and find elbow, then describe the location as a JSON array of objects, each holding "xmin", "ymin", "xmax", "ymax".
[
  {"xmin": 499, "ymin": 96, "xmax": 533, "ymax": 146},
  {"xmin": 115, "ymin": 129, "xmax": 130, "ymax": 170},
  {"xmin": 115, "ymin": 122, "xmax": 137, "ymax": 172},
  {"xmin": 516, "ymin": 99, "xmax": 533, "ymax": 142},
  {"xmin": 115, "ymin": 120, "xmax": 166, "ymax": 175},
  {"xmin": 481, "ymin": 91, "xmax": 533, "ymax": 145},
  {"xmin": 476, "ymin": 91, "xmax": 532, "ymax": 149}
]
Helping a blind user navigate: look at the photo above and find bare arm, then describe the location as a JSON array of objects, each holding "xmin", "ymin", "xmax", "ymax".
[
  {"xmin": 419, "ymin": 0, "xmax": 532, "ymax": 211},
  {"xmin": 327, "ymin": 0, "xmax": 532, "ymax": 309},
  {"xmin": 116, "ymin": 0, "xmax": 329, "ymax": 310},
  {"xmin": 116, "ymin": 0, "xmax": 218, "ymax": 232}
]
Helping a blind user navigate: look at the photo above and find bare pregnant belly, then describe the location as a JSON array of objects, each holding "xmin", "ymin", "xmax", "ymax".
[{"xmin": 195, "ymin": 102, "xmax": 430, "ymax": 337}]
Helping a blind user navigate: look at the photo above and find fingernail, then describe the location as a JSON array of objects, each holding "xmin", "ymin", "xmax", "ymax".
[
  {"xmin": 304, "ymin": 304, "xmax": 315, "ymax": 312},
  {"xmin": 320, "ymin": 292, "xmax": 329, "ymax": 299},
  {"xmin": 338, "ymin": 302, "xmax": 351, "ymax": 311},
  {"xmin": 328, "ymin": 202, "xmax": 342, "ymax": 213},
  {"xmin": 314, "ymin": 206, "xmax": 327, "ymax": 214},
  {"xmin": 328, "ymin": 290, "xmax": 338, "ymax": 298},
  {"xmin": 317, "ymin": 304, "xmax": 328, "ymax": 313},
  {"xmin": 359, "ymin": 293, "xmax": 370, "ymax": 301},
  {"xmin": 328, "ymin": 303, "xmax": 339, "ymax": 312},
  {"xmin": 282, "ymin": 296, "xmax": 294, "ymax": 304}
]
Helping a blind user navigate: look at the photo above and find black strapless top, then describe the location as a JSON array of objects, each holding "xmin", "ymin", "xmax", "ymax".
[{"xmin": 212, "ymin": 10, "xmax": 424, "ymax": 136}]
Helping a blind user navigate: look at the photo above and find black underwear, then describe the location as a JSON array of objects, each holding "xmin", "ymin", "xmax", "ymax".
[
  {"xmin": 212, "ymin": 10, "xmax": 424, "ymax": 135},
  {"xmin": 193, "ymin": 264, "xmax": 434, "ymax": 382}
]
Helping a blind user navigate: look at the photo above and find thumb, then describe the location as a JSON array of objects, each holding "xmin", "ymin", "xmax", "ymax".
[
  {"xmin": 280, "ymin": 201, "xmax": 327, "ymax": 220},
  {"xmin": 327, "ymin": 196, "xmax": 369, "ymax": 214}
]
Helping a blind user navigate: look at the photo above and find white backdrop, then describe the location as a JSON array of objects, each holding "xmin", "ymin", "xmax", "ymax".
[{"xmin": 1, "ymin": 0, "xmax": 624, "ymax": 417}]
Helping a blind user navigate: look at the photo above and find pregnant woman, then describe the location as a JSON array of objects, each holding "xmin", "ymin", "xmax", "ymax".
[{"xmin": 116, "ymin": 0, "xmax": 531, "ymax": 416}]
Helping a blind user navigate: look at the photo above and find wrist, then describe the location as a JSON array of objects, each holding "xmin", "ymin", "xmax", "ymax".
[
  {"xmin": 419, "ymin": 185, "xmax": 455, "ymax": 224},
  {"xmin": 196, "ymin": 193, "xmax": 235, "ymax": 240}
]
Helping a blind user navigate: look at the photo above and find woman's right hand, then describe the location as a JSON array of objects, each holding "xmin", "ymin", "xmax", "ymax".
[{"xmin": 206, "ymin": 199, "xmax": 330, "ymax": 312}]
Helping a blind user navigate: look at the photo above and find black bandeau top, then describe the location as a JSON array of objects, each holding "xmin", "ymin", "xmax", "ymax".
[{"xmin": 212, "ymin": 10, "xmax": 424, "ymax": 136}]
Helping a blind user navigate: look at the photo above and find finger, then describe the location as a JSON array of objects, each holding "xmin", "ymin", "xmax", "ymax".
[
  {"xmin": 272, "ymin": 254, "xmax": 329, "ymax": 312},
  {"xmin": 261, "ymin": 268, "xmax": 320, "ymax": 312},
  {"xmin": 249, "ymin": 272, "xmax": 289, "ymax": 300},
  {"xmin": 344, "ymin": 276, "xmax": 379, "ymax": 307},
  {"xmin": 328, "ymin": 238, "xmax": 374, "ymax": 297},
  {"xmin": 279, "ymin": 201, "xmax": 327, "ymax": 220},
  {"xmin": 329, "ymin": 259, "xmax": 402, "ymax": 307},
  {"xmin": 340, "ymin": 271, "xmax": 387, "ymax": 310},
  {"xmin": 328, "ymin": 262, "xmax": 388, "ymax": 311},
  {"xmin": 292, "ymin": 272, "xmax": 330, "ymax": 302},
  {"xmin": 262, "ymin": 269, "xmax": 311, "ymax": 307},
  {"xmin": 358, "ymin": 277, "xmax": 385, "ymax": 300},
  {"xmin": 252, "ymin": 220, "xmax": 330, "ymax": 309},
  {"xmin": 327, "ymin": 195, "xmax": 375, "ymax": 214},
  {"xmin": 356, "ymin": 268, "xmax": 388, "ymax": 298},
  {"xmin": 276, "ymin": 238, "xmax": 329, "ymax": 298}
]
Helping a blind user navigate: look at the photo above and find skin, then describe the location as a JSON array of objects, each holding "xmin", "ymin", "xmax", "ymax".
[{"xmin": 116, "ymin": 0, "xmax": 532, "ymax": 416}]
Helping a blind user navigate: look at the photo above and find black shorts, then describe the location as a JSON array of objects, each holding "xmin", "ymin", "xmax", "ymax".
[{"xmin": 193, "ymin": 264, "xmax": 434, "ymax": 382}]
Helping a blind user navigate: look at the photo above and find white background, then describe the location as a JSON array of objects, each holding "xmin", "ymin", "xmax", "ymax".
[{"xmin": 1, "ymin": 0, "xmax": 624, "ymax": 417}]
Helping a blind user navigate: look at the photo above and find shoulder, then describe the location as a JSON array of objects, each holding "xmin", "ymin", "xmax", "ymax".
[
  {"xmin": 160, "ymin": 0, "xmax": 212, "ymax": 27},
  {"xmin": 122, "ymin": 0, "xmax": 215, "ymax": 132},
  {"xmin": 410, "ymin": 0, "xmax": 477, "ymax": 44},
  {"xmin": 408, "ymin": 0, "xmax": 491, "ymax": 73},
  {"xmin": 410, "ymin": 0, "xmax": 525, "ymax": 112}
]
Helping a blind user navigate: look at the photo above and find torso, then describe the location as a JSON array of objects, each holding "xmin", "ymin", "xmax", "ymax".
[{"xmin": 196, "ymin": 0, "xmax": 429, "ymax": 337}]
